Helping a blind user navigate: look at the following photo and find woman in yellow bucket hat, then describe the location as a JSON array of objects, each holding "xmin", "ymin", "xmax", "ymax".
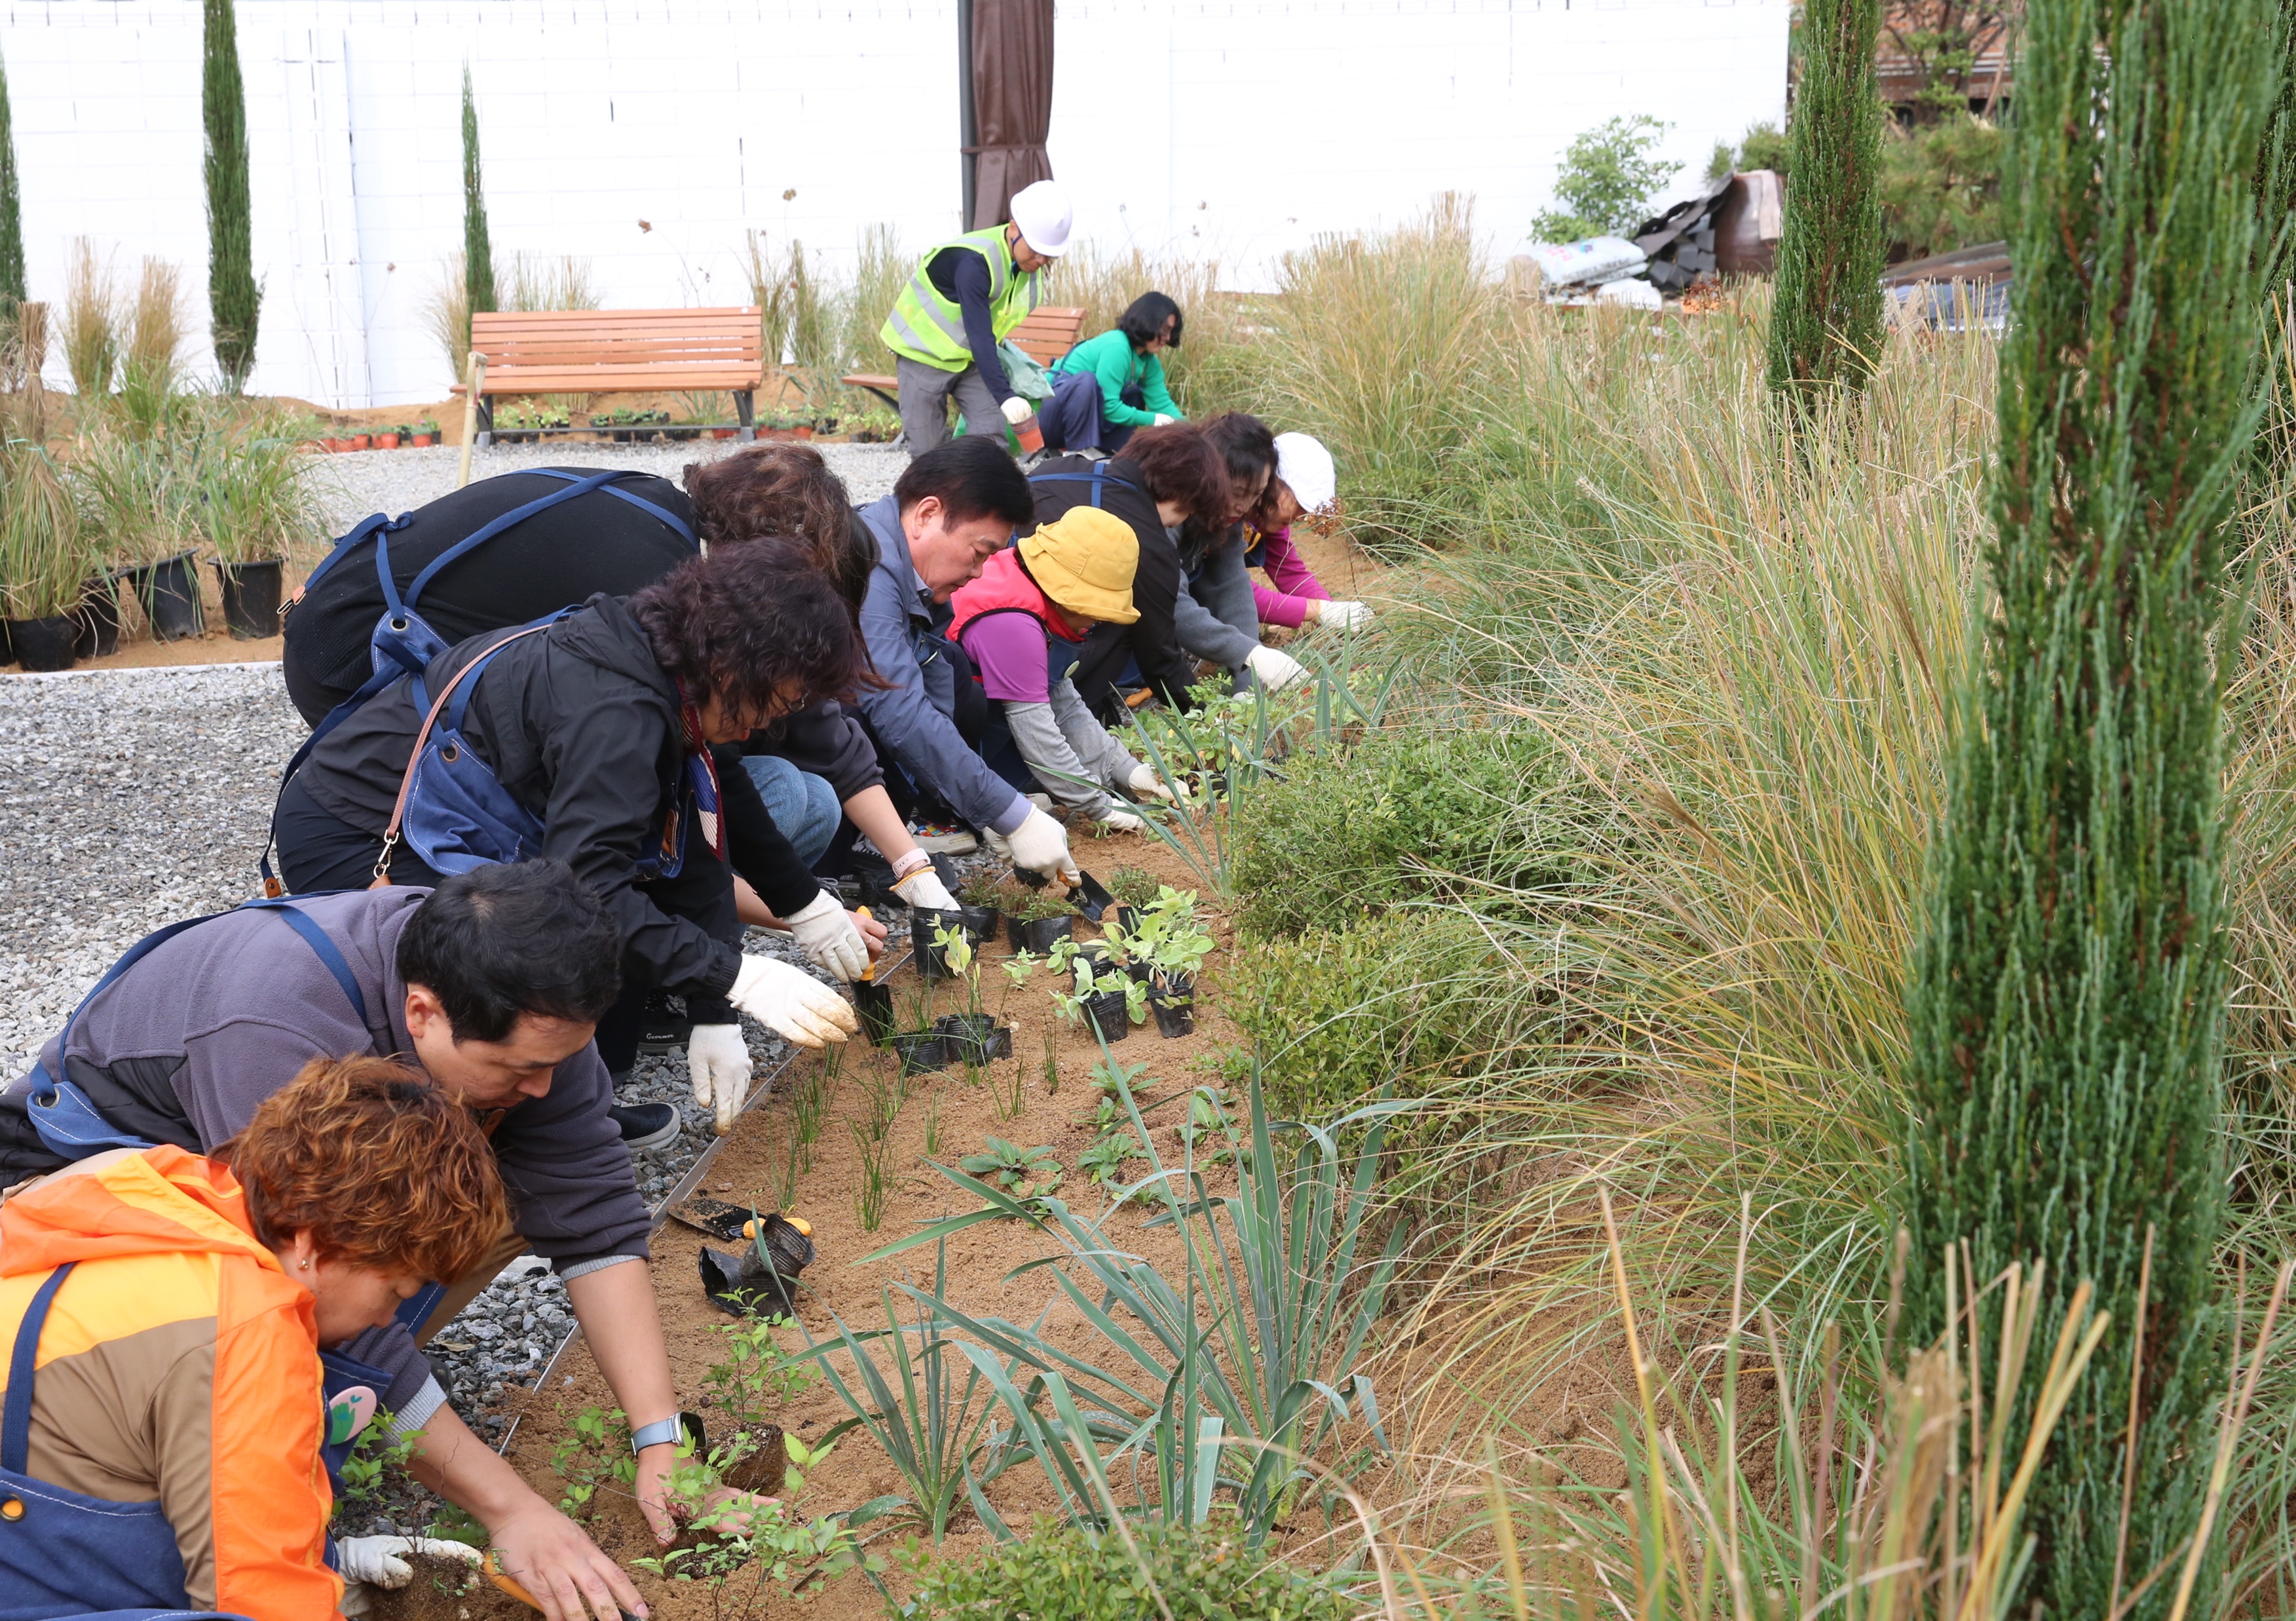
[{"xmin": 945, "ymin": 508, "xmax": 1182, "ymax": 832}]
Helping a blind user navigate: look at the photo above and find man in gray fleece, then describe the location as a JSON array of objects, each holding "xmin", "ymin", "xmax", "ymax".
[{"xmin": 0, "ymin": 860, "xmax": 694, "ymax": 1616}]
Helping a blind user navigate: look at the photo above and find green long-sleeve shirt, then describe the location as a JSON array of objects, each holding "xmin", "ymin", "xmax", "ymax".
[{"xmin": 1053, "ymin": 327, "xmax": 1182, "ymax": 428}]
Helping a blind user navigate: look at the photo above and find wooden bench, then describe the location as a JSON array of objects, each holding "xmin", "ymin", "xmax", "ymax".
[
  {"xmin": 453, "ymin": 307, "xmax": 765, "ymax": 447},
  {"xmin": 839, "ymin": 305, "xmax": 1088, "ymax": 417}
]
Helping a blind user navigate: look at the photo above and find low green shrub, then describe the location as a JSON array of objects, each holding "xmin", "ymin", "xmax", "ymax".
[
  {"xmin": 1231, "ymin": 723, "xmax": 1585, "ymax": 942},
  {"xmin": 1224, "ymin": 911, "xmax": 1520, "ymax": 1125},
  {"xmin": 904, "ymin": 1518, "xmax": 1353, "ymax": 1621}
]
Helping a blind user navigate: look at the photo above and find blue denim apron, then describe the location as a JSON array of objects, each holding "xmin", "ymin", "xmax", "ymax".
[{"xmin": 0, "ymin": 1263, "xmax": 249, "ymax": 1621}]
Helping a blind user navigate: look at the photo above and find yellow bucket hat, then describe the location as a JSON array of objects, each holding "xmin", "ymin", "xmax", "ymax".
[{"xmin": 1019, "ymin": 506, "xmax": 1140, "ymax": 626}]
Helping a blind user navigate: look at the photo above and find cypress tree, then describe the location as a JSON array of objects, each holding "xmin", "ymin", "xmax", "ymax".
[
  {"xmin": 1900, "ymin": 0, "xmax": 2271, "ymax": 1613},
  {"xmin": 202, "ymin": 0, "xmax": 259, "ymax": 391},
  {"xmin": 460, "ymin": 65, "xmax": 495, "ymax": 363},
  {"xmin": 0, "ymin": 39, "xmax": 24, "ymax": 315},
  {"xmin": 1765, "ymin": 0, "xmax": 1886, "ymax": 400}
]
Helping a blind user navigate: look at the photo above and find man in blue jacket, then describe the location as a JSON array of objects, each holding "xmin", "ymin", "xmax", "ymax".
[{"xmin": 851, "ymin": 439, "xmax": 1082, "ymax": 881}]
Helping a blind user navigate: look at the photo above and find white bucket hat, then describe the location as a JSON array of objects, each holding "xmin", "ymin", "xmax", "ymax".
[
  {"xmin": 1008, "ymin": 180, "xmax": 1074, "ymax": 257},
  {"xmin": 1273, "ymin": 432, "xmax": 1337, "ymax": 514}
]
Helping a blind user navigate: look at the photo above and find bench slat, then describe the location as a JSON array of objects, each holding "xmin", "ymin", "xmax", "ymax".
[{"xmin": 482, "ymin": 343, "xmax": 762, "ymax": 364}]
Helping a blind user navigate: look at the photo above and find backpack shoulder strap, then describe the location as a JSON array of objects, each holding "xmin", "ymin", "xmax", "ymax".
[
  {"xmin": 242, "ymin": 899, "xmax": 371, "ymax": 1033},
  {"xmin": 403, "ymin": 468, "xmax": 645, "ymax": 609}
]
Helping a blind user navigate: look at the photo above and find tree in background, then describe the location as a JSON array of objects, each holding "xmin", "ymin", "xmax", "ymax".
[
  {"xmin": 1765, "ymin": 0, "xmax": 1885, "ymax": 398},
  {"xmin": 1530, "ymin": 116, "xmax": 1679, "ymax": 243},
  {"xmin": 202, "ymin": 0, "xmax": 259, "ymax": 391},
  {"xmin": 459, "ymin": 64, "xmax": 495, "ymax": 364},
  {"xmin": 0, "ymin": 38, "xmax": 24, "ymax": 315},
  {"xmin": 1881, "ymin": 0, "xmax": 2012, "ymax": 121},
  {"xmin": 1900, "ymin": 0, "xmax": 2271, "ymax": 1612}
]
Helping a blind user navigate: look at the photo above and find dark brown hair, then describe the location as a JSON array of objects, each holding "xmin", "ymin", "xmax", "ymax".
[
  {"xmin": 1121, "ymin": 423, "xmax": 1231, "ymax": 524},
  {"xmin": 221, "ymin": 1056, "xmax": 508, "ymax": 1283},
  {"xmin": 630, "ymin": 537, "xmax": 880, "ymax": 725},
  {"xmin": 683, "ymin": 445, "xmax": 876, "ymax": 609}
]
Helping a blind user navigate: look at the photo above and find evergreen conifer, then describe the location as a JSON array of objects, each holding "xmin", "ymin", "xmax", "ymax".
[
  {"xmin": 0, "ymin": 41, "xmax": 24, "ymax": 314},
  {"xmin": 1765, "ymin": 0, "xmax": 1886, "ymax": 399},
  {"xmin": 461, "ymin": 65, "xmax": 495, "ymax": 364},
  {"xmin": 1900, "ymin": 0, "xmax": 2272, "ymax": 1612},
  {"xmin": 202, "ymin": 0, "xmax": 259, "ymax": 391}
]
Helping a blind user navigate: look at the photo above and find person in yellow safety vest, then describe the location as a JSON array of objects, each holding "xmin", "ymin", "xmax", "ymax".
[{"xmin": 880, "ymin": 180, "xmax": 1074, "ymax": 455}]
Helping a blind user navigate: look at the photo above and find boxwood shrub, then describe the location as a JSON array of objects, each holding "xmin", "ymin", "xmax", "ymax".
[{"xmin": 904, "ymin": 1519, "xmax": 1352, "ymax": 1621}]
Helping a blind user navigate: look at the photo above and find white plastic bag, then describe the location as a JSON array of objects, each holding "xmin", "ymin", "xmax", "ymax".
[
  {"xmin": 1594, "ymin": 277, "xmax": 1664, "ymax": 311},
  {"xmin": 1526, "ymin": 237, "xmax": 1647, "ymax": 289}
]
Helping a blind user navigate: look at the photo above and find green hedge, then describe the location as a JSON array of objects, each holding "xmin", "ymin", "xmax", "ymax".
[{"xmin": 905, "ymin": 1519, "xmax": 1351, "ymax": 1621}]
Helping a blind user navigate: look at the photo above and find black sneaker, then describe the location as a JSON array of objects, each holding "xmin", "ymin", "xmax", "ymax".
[
  {"xmin": 637, "ymin": 991, "xmax": 692, "ymax": 1053},
  {"xmin": 610, "ymin": 1102, "xmax": 681, "ymax": 1151}
]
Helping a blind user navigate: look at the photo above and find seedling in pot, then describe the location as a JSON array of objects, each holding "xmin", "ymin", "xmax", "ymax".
[{"xmin": 956, "ymin": 1136, "xmax": 1063, "ymax": 1212}]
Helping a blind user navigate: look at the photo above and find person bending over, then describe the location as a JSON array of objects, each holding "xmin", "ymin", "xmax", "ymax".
[
  {"xmin": 1037, "ymin": 291, "xmax": 1186, "ymax": 457},
  {"xmin": 1032, "ymin": 423, "xmax": 1232, "ymax": 721},
  {"xmin": 0, "ymin": 1058, "xmax": 544, "ymax": 1621},
  {"xmin": 274, "ymin": 541, "xmax": 869, "ymax": 1097},
  {"xmin": 1241, "ymin": 432, "xmax": 1372, "ymax": 634},
  {"xmin": 948, "ymin": 507, "xmax": 1176, "ymax": 833},
  {"xmin": 1162, "ymin": 411, "xmax": 1313, "ymax": 694},
  {"xmin": 0, "ymin": 866, "xmax": 710, "ymax": 1614},
  {"xmin": 851, "ymin": 438, "xmax": 1087, "ymax": 881}
]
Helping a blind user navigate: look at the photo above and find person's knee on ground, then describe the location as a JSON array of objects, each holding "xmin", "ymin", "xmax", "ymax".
[{"xmin": 741, "ymin": 755, "xmax": 843, "ymax": 869}]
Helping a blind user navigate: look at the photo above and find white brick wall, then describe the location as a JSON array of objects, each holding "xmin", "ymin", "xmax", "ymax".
[{"xmin": 4, "ymin": 0, "xmax": 1784, "ymax": 408}]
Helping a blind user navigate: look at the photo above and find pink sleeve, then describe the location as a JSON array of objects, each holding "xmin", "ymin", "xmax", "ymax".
[
  {"xmin": 1253, "ymin": 581, "xmax": 1314, "ymax": 629},
  {"xmin": 1256, "ymin": 527, "xmax": 1331, "ymax": 601},
  {"xmin": 959, "ymin": 611, "xmax": 1053, "ymax": 704}
]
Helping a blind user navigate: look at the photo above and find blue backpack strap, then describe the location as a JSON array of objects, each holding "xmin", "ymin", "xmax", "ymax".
[
  {"xmin": 1030, "ymin": 467, "xmax": 1144, "ymax": 511},
  {"xmin": 240, "ymin": 899, "xmax": 371, "ymax": 1033},
  {"xmin": 524, "ymin": 467, "xmax": 698, "ymax": 548},
  {"xmin": 404, "ymin": 469, "xmax": 658, "ymax": 609},
  {"xmin": 3, "ymin": 1261, "xmax": 76, "ymax": 1473},
  {"xmin": 301, "ymin": 511, "xmax": 413, "ymax": 601}
]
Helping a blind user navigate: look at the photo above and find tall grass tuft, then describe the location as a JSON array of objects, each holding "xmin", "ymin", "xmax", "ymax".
[
  {"xmin": 501, "ymin": 251, "xmax": 598, "ymax": 313},
  {"xmin": 117, "ymin": 258, "xmax": 189, "ymax": 434},
  {"xmin": 61, "ymin": 239, "xmax": 119, "ymax": 405}
]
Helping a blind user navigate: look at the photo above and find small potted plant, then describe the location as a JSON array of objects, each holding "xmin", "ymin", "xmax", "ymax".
[
  {"xmin": 927, "ymin": 924, "xmax": 1012, "ymax": 1067},
  {"xmin": 998, "ymin": 881, "xmax": 1075, "ymax": 955},
  {"xmin": 1106, "ymin": 866, "xmax": 1160, "ymax": 938},
  {"xmin": 2, "ymin": 448, "xmax": 92, "ymax": 671},
  {"xmin": 1049, "ymin": 939, "xmax": 1141, "ymax": 1044},
  {"xmin": 413, "ymin": 418, "xmax": 439, "ymax": 447},
  {"xmin": 1131, "ymin": 886, "xmax": 1214, "ymax": 1038},
  {"xmin": 374, "ymin": 425, "xmax": 401, "ymax": 450}
]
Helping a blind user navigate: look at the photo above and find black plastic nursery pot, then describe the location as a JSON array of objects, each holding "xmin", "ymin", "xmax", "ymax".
[
  {"xmin": 8, "ymin": 615, "xmax": 77, "ymax": 672},
  {"xmin": 933, "ymin": 1013, "xmax": 1013, "ymax": 1065},
  {"xmin": 215, "ymin": 558, "xmax": 284, "ymax": 639},
  {"xmin": 129, "ymin": 550, "xmax": 205, "ymax": 641},
  {"xmin": 852, "ymin": 852, "xmax": 900, "ymax": 913},
  {"xmin": 913, "ymin": 906, "xmax": 997, "ymax": 980},
  {"xmin": 1007, "ymin": 912, "xmax": 1074, "ymax": 954},
  {"xmin": 1151, "ymin": 991, "xmax": 1196, "ymax": 1039},
  {"xmin": 1082, "ymin": 987, "xmax": 1132, "ymax": 1044},
  {"xmin": 71, "ymin": 574, "xmax": 121, "ymax": 658},
  {"xmin": 854, "ymin": 980, "xmax": 897, "ymax": 1045},
  {"xmin": 887, "ymin": 1031, "xmax": 947, "ymax": 1075},
  {"xmin": 1110, "ymin": 904, "xmax": 1142, "ymax": 940}
]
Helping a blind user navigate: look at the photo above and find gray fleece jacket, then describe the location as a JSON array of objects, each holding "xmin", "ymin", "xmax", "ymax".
[{"xmin": 0, "ymin": 887, "xmax": 649, "ymax": 1428}]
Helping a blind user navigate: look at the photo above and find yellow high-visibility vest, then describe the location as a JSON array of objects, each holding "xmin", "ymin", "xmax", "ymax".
[{"xmin": 880, "ymin": 225, "xmax": 1044, "ymax": 372}]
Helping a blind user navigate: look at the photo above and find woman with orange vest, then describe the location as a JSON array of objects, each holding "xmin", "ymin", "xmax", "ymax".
[
  {"xmin": 946, "ymin": 508, "xmax": 1178, "ymax": 831},
  {"xmin": 0, "ymin": 1057, "xmax": 571, "ymax": 1621}
]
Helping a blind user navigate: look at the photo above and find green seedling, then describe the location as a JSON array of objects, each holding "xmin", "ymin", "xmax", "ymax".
[
  {"xmin": 336, "ymin": 1405, "xmax": 416, "ymax": 1508},
  {"xmin": 702, "ymin": 1313, "xmax": 816, "ymax": 1428},
  {"xmin": 550, "ymin": 1405, "xmax": 635, "ymax": 1519},
  {"xmin": 957, "ymin": 1136, "xmax": 1063, "ymax": 1210},
  {"xmin": 1078, "ymin": 1127, "xmax": 1144, "ymax": 1187},
  {"xmin": 852, "ymin": 1120, "xmax": 894, "ymax": 1232}
]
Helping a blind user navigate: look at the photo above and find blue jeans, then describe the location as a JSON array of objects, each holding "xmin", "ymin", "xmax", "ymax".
[{"xmin": 742, "ymin": 756, "xmax": 842, "ymax": 868}]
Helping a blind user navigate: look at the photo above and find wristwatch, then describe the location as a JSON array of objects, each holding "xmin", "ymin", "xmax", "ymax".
[{"xmin": 630, "ymin": 1411, "xmax": 706, "ymax": 1456}]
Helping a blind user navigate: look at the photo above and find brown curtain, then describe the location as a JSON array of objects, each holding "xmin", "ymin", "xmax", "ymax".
[{"xmin": 967, "ymin": 0, "xmax": 1054, "ymax": 229}]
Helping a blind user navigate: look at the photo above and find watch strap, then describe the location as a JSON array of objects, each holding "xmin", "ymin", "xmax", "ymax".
[{"xmin": 631, "ymin": 1411, "xmax": 705, "ymax": 1455}]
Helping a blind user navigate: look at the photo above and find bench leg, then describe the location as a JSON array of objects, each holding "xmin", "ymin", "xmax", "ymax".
[
  {"xmin": 735, "ymin": 391, "xmax": 755, "ymax": 444},
  {"xmin": 474, "ymin": 396, "xmax": 495, "ymax": 450}
]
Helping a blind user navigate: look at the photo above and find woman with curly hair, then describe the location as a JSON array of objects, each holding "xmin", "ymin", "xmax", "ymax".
[
  {"xmin": 0, "ymin": 1056, "xmax": 594, "ymax": 1621},
  {"xmin": 274, "ymin": 540, "xmax": 871, "ymax": 1105}
]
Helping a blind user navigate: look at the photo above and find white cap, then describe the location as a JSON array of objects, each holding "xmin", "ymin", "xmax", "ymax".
[
  {"xmin": 1008, "ymin": 180, "xmax": 1074, "ymax": 257},
  {"xmin": 1273, "ymin": 432, "xmax": 1337, "ymax": 514}
]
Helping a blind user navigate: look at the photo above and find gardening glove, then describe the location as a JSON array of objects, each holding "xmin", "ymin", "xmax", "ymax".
[
  {"xmin": 999, "ymin": 395, "xmax": 1035, "ymax": 427},
  {"xmin": 687, "ymin": 1023, "xmax": 755, "ymax": 1135},
  {"xmin": 1315, "ymin": 599, "xmax": 1373, "ymax": 631},
  {"xmin": 728, "ymin": 956, "xmax": 859, "ymax": 1052},
  {"xmin": 1095, "ymin": 806, "xmax": 1148, "ymax": 835},
  {"xmin": 1243, "ymin": 643, "xmax": 1311, "ymax": 694},
  {"xmin": 784, "ymin": 888, "xmax": 871, "ymax": 983},
  {"xmin": 990, "ymin": 805, "xmax": 1082, "ymax": 885},
  {"xmin": 337, "ymin": 1537, "xmax": 482, "ymax": 1613},
  {"xmin": 1152, "ymin": 413, "xmax": 1176, "ymax": 426},
  {"xmin": 1122, "ymin": 761, "xmax": 1176, "ymax": 803},
  {"xmin": 891, "ymin": 867, "xmax": 959, "ymax": 911}
]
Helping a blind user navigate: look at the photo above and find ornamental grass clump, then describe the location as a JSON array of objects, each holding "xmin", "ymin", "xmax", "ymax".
[{"xmin": 1898, "ymin": 0, "xmax": 2274, "ymax": 1609}]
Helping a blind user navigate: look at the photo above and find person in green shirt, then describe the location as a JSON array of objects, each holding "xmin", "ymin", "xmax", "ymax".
[{"xmin": 1039, "ymin": 292, "xmax": 1185, "ymax": 455}]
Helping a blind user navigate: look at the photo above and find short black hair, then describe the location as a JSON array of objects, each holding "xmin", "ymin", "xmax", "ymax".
[
  {"xmin": 894, "ymin": 436, "xmax": 1035, "ymax": 529},
  {"xmin": 398, "ymin": 860, "xmax": 624, "ymax": 1043},
  {"xmin": 1118, "ymin": 292, "xmax": 1184, "ymax": 351}
]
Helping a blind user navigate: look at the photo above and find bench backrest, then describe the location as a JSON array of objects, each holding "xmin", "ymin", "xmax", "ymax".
[
  {"xmin": 1008, "ymin": 306, "xmax": 1087, "ymax": 366},
  {"xmin": 470, "ymin": 307, "xmax": 764, "ymax": 392}
]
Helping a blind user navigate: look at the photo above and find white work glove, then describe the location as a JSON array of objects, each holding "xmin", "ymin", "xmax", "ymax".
[
  {"xmin": 1095, "ymin": 806, "xmax": 1148, "ymax": 834},
  {"xmin": 990, "ymin": 805, "xmax": 1081, "ymax": 884},
  {"xmin": 1152, "ymin": 413, "xmax": 1176, "ymax": 426},
  {"xmin": 728, "ymin": 956, "xmax": 859, "ymax": 1052},
  {"xmin": 1000, "ymin": 395, "xmax": 1034, "ymax": 426},
  {"xmin": 1244, "ymin": 643, "xmax": 1312, "ymax": 693},
  {"xmin": 687, "ymin": 1023, "xmax": 755, "ymax": 1135},
  {"xmin": 891, "ymin": 867, "xmax": 960, "ymax": 911},
  {"xmin": 784, "ymin": 888, "xmax": 871, "ymax": 983},
  {"xmin": 1123, "ymin": 761, "xmax": 1176, "ymax": 803},
  {"xmin": 1315, "ymin": 600, "xmax": 1373, "ymax": 631},
  {"xmin": 337, "ymin": 1537, "xmax": 481, "ymax": 1611}
]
